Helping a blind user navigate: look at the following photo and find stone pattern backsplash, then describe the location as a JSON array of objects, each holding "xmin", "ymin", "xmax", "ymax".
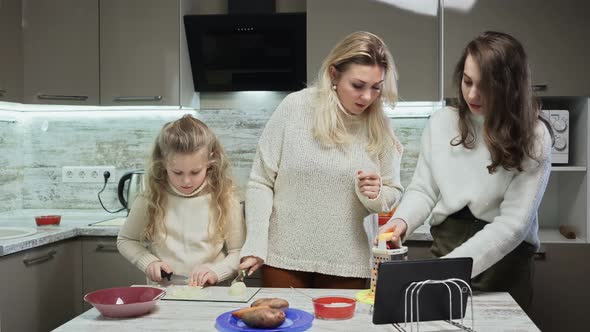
[
  {"xmin": 0, "ymin": 103, "xmax": 426, "ymax": 212},
  {"xmin": 0, "ymin": 118, "xmax": 23, "ymax": 212}
]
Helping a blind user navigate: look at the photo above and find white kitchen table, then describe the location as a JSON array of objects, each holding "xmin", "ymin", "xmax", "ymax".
[{"xmin": 54, "ymin": 287, "xmax": 539, "ymax": 331}]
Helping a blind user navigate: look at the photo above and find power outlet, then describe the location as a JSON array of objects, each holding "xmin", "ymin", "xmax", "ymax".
[{"xmin": 62, "ymin": 166, "xmax": 116, "ymax": 183}]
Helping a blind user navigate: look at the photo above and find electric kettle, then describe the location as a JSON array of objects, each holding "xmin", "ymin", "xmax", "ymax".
[{"xmin": 117, "ymin": 170, "xmax": 145, "ymax": 211}]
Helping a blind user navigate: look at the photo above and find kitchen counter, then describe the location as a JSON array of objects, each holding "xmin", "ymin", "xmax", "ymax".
[
  {"xmin": 0, "ymin": 209, "xmax": 433, "ymax": 256},
  {"xmin": 0, "ymin": 209, "xmax": 126, "ymax": 256},
  {"xmin": 54, "ymin": 287, "xmax": 539, "ymax": 331}
]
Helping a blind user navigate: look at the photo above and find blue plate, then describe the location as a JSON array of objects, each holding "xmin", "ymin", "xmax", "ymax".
[{"xmin": 215, "ymin": 308, "xmax": 314, "ymax": 332}]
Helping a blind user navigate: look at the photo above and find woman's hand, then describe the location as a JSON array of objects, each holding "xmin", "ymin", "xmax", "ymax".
[
  {"xmin": 239, "ymin": 256, "xmax": 264, "ymax": 276},
  {"xmin": 146, "ymin": 260, "xmax": 173, "ymax": 283},
  {"xmin": 358, "ymin": 170, "xmax": 381, "ymax": 199},
  {"xmin": 189, "ymin": 265, "xmax": 219, "ymax": 287},
  {"xmin": 375, "ymin": 218, "xmax": 408, "ymax": 248}
]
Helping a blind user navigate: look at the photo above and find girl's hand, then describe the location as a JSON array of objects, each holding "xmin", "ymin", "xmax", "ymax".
[
  {"xmin": 146, "ymin": 260, "xmax": 173, "ymax": 283},
  {"xmin": 375, "ymin": 218, "xmax": 408, "ymax": 248},
  {"xmin": 239, "ymin": 256, "xmax": 264, "ymax": 276},
  {"xmin": 358, "ymin": 170, "xmax": 381, "ymax": 199},
  {"xmin": 189, "ymin": 265, "xmax": 218, "ymax": 287}
]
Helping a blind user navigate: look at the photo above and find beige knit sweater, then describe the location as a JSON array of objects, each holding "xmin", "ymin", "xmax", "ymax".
[
  {"xmin": 240, "ymin": 88, "xmax": 404, "ymax": 278},
  {"xmin": 117, "ymin": 184, "xmax": 245, "ymax": 283}
]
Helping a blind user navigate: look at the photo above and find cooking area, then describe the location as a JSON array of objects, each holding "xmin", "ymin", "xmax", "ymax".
[{"xmin": 1, "ymin": 0, "xmax": 589, "ymax": 331}]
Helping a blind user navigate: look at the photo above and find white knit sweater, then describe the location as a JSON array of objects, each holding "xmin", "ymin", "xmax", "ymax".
[
  {"xmin": 117, "ymin": 184, "xmax": 245, "ymax": 283},
  {"xmin": 240, "ymin": 88, "xmax": 404, "ymax": 278},
  {"xmin": 395, "ymin": 107, "xmax": 551, "ymax": 277}
]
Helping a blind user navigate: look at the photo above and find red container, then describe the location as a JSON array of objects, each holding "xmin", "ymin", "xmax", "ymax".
[
  {"xmin": 378, "ymin": 215, "xmax": 391, "ymax": 226},
  {"xmin": 84, "ymin": 287, "xmax": 166, "ymax": 318},
  {"xmin": 312, "ymin": 296, "xmax": 356, "ymax": 320},
  {"xmin": 34, "ymin": 215, "xmax": 61, "ymax": 226}
]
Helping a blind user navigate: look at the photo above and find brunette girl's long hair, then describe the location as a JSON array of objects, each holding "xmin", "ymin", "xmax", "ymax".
[
  {"xmin": 143, "ymin": 114, "xmax": 235, "ymax": 243},
  {"xmin": 451, "ymin": 31, "xmax": 552, "ymax": 173}
]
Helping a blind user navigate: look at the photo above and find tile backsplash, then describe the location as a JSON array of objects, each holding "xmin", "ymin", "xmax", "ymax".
[{"xmin": 0, "ymin": 97, "xmax": 426, "ymax": 213}]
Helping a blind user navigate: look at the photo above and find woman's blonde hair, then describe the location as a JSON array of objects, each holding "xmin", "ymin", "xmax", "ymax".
[
  {"xmin": 311, "ymin": 31, "xmax": 399, "ymax": 156},
  {"xmin": 143, "ymin": 114, "xmax": 235, "ymax": 243}
]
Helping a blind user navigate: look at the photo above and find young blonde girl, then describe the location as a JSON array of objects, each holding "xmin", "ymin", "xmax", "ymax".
[{"xmin": 118, "ymin": 114, "xmax": 245, "ymax": 286}]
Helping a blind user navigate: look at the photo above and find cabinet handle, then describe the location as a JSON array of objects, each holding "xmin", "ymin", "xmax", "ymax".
[
  {"xmin": 533, "ymin": 251, "xmax": 546, "ymax": 260},
  {"xmin": 23, "ymin": 250, "xmax": 57, "ymax": 266},
  {"xmin": 0, "ymin": 89, "xmax": 6, "ymax": 96},
  {"xmin": 113, "ymin": 96, "xmax": 163, "ymax": 102},
  {"xmin": 532, "ymin": 84, "xmax": 548, "ymax": 92},
  {"xmin": 37, "ymin": 94, "xmax": 89, "ymax": 101},
  {"xmin": 96, "ymin": 243, "xmax": 119, "ymax": 252}
]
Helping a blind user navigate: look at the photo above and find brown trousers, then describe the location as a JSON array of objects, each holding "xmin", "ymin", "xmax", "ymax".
[
  {"xmin": 430, "ymin": 207, "xmax": 536, "ymax": 310},
  {"xmin": 261, "ymin": 265, "xmax": 368, "ymax": 289}
]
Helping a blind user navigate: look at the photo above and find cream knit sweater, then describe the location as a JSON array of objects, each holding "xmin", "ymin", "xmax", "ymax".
[
  {"xmin": 395, "ymin": 107, "xmax": 551, "ymax": 277},
  {"xmin": 117, "ymin": 184, "xmax": 245, "ymax": 283},
  {"xmin": 240, "ymin": 88, "xmax": 404, "ymax": 278}
]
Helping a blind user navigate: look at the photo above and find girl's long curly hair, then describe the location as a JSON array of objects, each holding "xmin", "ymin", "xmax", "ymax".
[
  {"xmin": 451, "ymin": 31, "xmax": 552, "ymax": 173},
  {"xmin": 143, "ymin": 114, "xmax": 235, "ymax": 243}
]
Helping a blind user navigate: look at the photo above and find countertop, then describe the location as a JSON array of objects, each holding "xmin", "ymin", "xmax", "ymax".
[
  {"xmin": 54, "ymin": 287, "xmax": 539, "ymax": 331},
  {"xmin": 0, "ymin": 209, "xmax": 127, "ymax": 256},
  {"xmin": 0, "ymin": 209, "xmax": 433, "ymax": 257}
]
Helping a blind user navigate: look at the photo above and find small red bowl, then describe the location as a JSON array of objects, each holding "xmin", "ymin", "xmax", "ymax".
[
  {"xmin": 84, "ymin": 287, "xmax": 166, "ymax": 318},
  {"xmin": 34, "ymin": 215, "xmax": 61, "ymax": 226},
  {"xmin": 312, "ymin": 296, "xmax": 356, "ymax": 320}
]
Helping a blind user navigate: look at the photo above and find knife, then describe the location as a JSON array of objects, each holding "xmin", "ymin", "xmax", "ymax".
[{"xmin": 231, "ymin": 268, "xmax": 248, "ymax": 285}]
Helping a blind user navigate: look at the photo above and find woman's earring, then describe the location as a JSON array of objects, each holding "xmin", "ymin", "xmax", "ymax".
[{"xmin": 332, "ymin": 84, "xmax": 337, "ymax": 91}]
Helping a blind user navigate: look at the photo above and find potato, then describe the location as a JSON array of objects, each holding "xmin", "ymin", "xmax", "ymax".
[
  {"xmin": 232, "ymin": 306, "xmax": 270, "ymax": 319},
  {"xmin": 241, "ymin": 307, "xmax": 286, "ymax": 329},
  {"xmin": 228, "ymin": 282, "xmax": 247, "ymax": 296},
  {"xmin": 250, "ymin": 297, "xmax": 289, "ymax": 310}
]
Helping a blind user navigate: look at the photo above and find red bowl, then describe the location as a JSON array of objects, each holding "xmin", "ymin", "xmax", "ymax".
[
  {"xmin": 84, "ymin": 287, "xmax": 166, "ymax": 318},
  {"xmin": 34, "ymin": 215, "xmax": 61, "ymax": 226},
  {"xmin": 312, "ymin": 296, "xmax": 356, "ymax": 320}
]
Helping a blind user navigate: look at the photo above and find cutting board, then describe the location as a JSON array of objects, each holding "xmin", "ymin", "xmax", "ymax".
[{"xmin": 135, "ymin": 285, "xmax": 261, "ymax": 303}]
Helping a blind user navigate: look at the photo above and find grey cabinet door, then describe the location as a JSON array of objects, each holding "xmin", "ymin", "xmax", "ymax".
[
  {"xmin": 0, "ymin": 0, "xmax": 23, "ymax": 102},
  {"xmin": 100, "ymin": 0, "xmax": 180, "ymax": 106},
  {"xmin": 307, "ymin": 0, "xmax": 440, "ymax": 101},
  {"xmin": 22, "ymin": 0, "xmax": 99, "ymax": 104},
  {"xmin": 530, "ymin": 243, "xmax": 590, "ymax": 332},
  {"xmin": 81, "ymin": 237, "xmax": 145, "ymax": 310},
  {"xmin": 443, "ymin": 0, "xmax": 590, "ymax": 98},
  {"xmin": 0, "ymin": 240, "xmax": 83, "ymax": 332}
]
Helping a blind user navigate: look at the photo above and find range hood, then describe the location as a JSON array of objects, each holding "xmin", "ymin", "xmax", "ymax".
[{"xmin": 184, "ymin": 1, "xmax": 306, "ymax": 92}]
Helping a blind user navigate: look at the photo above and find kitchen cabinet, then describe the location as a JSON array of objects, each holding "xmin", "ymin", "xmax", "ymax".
[
  {"xmin": 81, "ymin": 237, "xmax": 145, "ymax": 310},
  {"xmin": 536, "ymin": 97, "xmax": 590, "ymax": 243},
  {"xmin": 0, "ymin": 0, "xmax": 23, "ymax": 102},
  {"xmin": 307, "ymin": 0, "xmax": 440, "ymax": 101},
  {"xmin": 0, "ymin": 239, "xmax": 83, "ymax": 332},
  {"xmin": 443, "ymin": 0, "xmax": 590, "ymax": 98},
  {"xmin": 100, "ymin": 0, "xmax": 181, "ymax": 106},
  {"xmin": 529, "ymin": 243, "xmax": 590, "ymax": 332},
  {"xmin": 22, "ymin": 0, "xmax": 100, "ymax": 105}
]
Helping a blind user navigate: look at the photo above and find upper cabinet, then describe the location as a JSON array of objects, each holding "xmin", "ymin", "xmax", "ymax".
[
  {"xmin": 307, "ymin": 0, "xmax": 440, "ymax": 101},
  {"xmin": 0, "ymin": 0, "xmax": 23, "ymax": 102},
  {"xmin": 23, "ymin": 0, "xmax": 99, "ymax": 105},
  {"xmin": 443, "ymin": 0, "xmax": 590, "ymax": 98},
  {"xmin": 100, "ymin": 0, "xmax": 180, "ymax": 106}
]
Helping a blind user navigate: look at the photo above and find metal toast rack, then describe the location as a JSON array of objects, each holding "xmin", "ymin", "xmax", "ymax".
[{"xmin": 394, "ymin": 278, "xmax": 475, "ymax": 332}]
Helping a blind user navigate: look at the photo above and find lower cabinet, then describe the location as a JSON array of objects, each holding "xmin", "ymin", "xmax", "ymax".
[
  {"xmin": 0, "ymin": 239, "xmax": 83, "ymax": 332},
  {"xmin": 529, "ymin": 243, "xmax": 590, "ymax": 332},
  {"xmin": 405, "ymin": 241, "xmax": 434, "ymax": 260},
  {"xmin": 81, "ymin": 237, "xmax": 146, "ymax": 311}
]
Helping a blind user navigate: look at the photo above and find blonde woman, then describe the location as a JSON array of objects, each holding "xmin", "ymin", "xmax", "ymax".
[
  {"xmin": 118, "ymin": 114, "xmax": 245, "ymax": 286},
  {"xmin": 240, "ymin": 31, "xmax": 404, "ymax": 288}
]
